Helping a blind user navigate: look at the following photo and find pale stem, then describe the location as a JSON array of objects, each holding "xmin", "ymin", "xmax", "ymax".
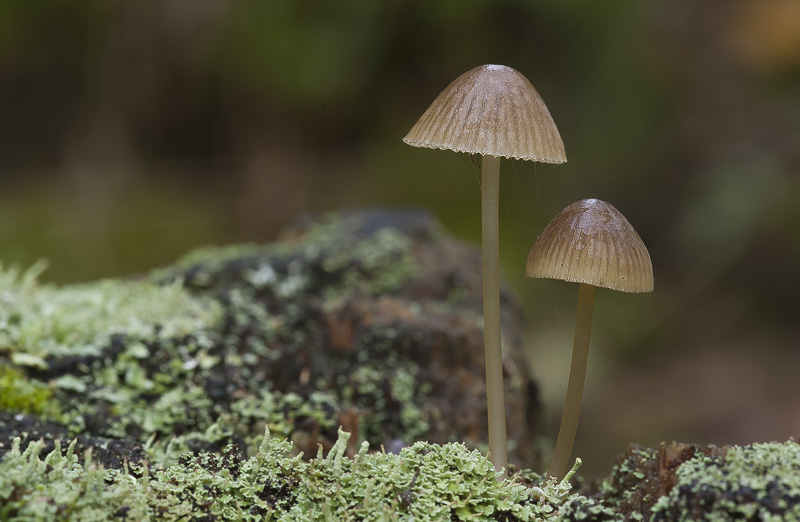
[
  {"xmin": 547, "ymin": 282, "xmax": 596, "ymax": 481},
  {"xmin": 481, "ymin": 154, "xmax": 507, "ymax": 478}
]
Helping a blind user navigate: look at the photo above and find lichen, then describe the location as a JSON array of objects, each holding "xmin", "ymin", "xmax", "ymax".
[
  {"xmin": 8, "ymin": 430, "xmax": 799, "ymax": 520},
  {"xmin": 341, "ymin": 356, "xmax": 431, "ymax": 445},
  {"xmin": 0, "ymin": 261, "xmax": 224, "ymax": 436},
  {"xmin": 650, "ymin": 440, "xmax": 800, "ymax": 521},
  {"xmin": 0, "ymin": 212, "xmax": 432, "ymax": 469},
  {"xmin": 0, "ymin": 260, "xmax": 223, "ymax": 362},
  {"xmin": 0, "ymin": 210, "xmax": 562, "ymax": 519},
  {"xmin": 597, "ymin": 444, "xmax": 660, "ymax": 517},
  {"xmin": 140, "ymin": 211, "xmax": 429, "ymax": 452},
  {"xmin": 155, "ymin": 212, "xmax": 418, "ymax": 301},
  {"xmin": 0, "ymin": 428, "xmax": 587, "ymax": 521},
  {"xmin": 0, "ymin": 438, "xmax": 149, "ymax": 521}
]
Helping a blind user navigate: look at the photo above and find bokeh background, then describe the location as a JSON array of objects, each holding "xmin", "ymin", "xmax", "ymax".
[{"xmin": 1, "ymin": 1, "xmax": 798, "ymax": 477}]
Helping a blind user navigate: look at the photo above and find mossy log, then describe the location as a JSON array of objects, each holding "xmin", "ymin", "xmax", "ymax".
[
  {"xmin": 1, "ymin": 209, "xmax": 798, "ymax": 521},
  {"xmin": 0, "ymin": 208, "xmax": 539, "ymax": 469}
]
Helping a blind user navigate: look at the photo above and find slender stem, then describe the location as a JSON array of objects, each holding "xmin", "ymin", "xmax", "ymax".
[
  {"xmin": 481, "ymin": 154, "xmax": 507, "ymax": 478},
  {"xmin": 547, "ymin": 283, "xmax": 596, "ymax": 481}
]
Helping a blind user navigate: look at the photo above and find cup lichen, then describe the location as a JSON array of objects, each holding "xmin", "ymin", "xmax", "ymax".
[{"xmin": 0, "ymin": 428, "xmax": 589, "ymax": 521}]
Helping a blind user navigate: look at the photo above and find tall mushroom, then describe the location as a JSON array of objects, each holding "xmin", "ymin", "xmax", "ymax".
[
  {"xmin": 404, "ymin": 64, "xmax": 566, "ymax": 477},
  {"xmin": 525, "ymin": 198, "xmax": 653, "ymax": 480}
]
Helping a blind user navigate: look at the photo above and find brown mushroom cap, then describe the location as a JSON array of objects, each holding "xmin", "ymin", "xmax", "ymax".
[
  {"xmin": 526, "ymin": 199, "xmax": 654, "ymax": 292},
  {"xmin": 403, "ymin": 64, "xmax": 566, "ymax": 163}
]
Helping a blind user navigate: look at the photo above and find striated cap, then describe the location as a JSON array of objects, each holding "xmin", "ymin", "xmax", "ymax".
[
  {"xmin": 403, "ymin": 64, "xmax": 566, "ymax": 163},
  {"xmin": 526, "ymin": 199, "xmax": 653, "ymax": 293}
]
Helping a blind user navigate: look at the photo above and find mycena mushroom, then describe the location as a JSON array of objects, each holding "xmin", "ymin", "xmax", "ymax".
[
  {"xmin": 525, "ymin": 198, "xmax": 653, "ymax": 480},
  {"xmin": 404, "ymin": 64, "xmax": 566, "ymax": 477}
]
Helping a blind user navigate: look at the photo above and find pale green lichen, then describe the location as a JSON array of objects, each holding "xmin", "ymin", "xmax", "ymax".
[
  {"xmin": 0, "ymin": 428, "xmax": 587, "ymax": 521},
  {"xmin": 157, "ymin": 213, "xmax": 418, "ymax": 301},
  {"xmin": 143, "ymin": 213, "xmax": 429, "ymax": 453},
  {"xmin": 226, "ymin": 389, "xmax": 340, "ymax": 441},
  {"xmin": 0, "ymin": 251, "xmax": 338, "ymax": 449},
  {"xmin": 0, "ymin": 438, "xmax": 149, "ymax": 520},
  {"xmin": 650, "ymin": 441, "xmax": 800, "ymax": 521},
  {"xmin": 340, "ymin": 356, "xmax": 431, "ymax": 445},
  {"xmin": 0, "ymin": 261, "xmax": 222, "ymax": 362},
  {"xmin": 163, "ymin": 242, "xmax": 267, "ymax": 278},
  {"xmin": 317, "ymin": 226, "xmax": 417, "ymax": 299}
]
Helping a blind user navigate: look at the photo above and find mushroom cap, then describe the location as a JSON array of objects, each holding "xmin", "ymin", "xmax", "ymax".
[
  {"xmin": 402, "ymin": 64, "xmax": 566, "ymax": 163},
  {"xmin": 526, "ymin": 199, "xmax": 654, "ymax": 292}
]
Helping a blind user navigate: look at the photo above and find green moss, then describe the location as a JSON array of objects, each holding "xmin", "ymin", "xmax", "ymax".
[
  {"xmin": 0, "ymin": 365, "xmax": 60, "ymax": 417},
  {"xmin": 0, "ymin": 429, "xmax": 588, "ymax": 521},
  {"xmin": 650, "ymin": 441, "xmax": 800, "ymax": 521}
]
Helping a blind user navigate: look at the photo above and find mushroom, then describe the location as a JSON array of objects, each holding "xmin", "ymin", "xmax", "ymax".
[
  {"xmin": 525, "ymin": 198, "xmax": 653, "ymax": 480},
  {"xmin": 404, "ymin": 64, "xmax": 566, "ymax": 477}
]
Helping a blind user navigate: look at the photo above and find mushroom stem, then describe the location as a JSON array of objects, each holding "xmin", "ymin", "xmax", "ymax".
[
  {"xmin": 480, "ymin": 154, "xmax": 507, "ymax": 478},
  {"xmin": 547, "ymin": 282, "xmax": 595, "ymax": 480}
]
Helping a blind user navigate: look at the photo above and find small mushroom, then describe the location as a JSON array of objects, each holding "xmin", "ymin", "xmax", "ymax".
[
  {"xmin": 404, "ymin": 64, "xmax": 566, "ymax": 477},
  {"xmin": 525, "ymin": 198, "xmax": 653, "ymax": 480}
]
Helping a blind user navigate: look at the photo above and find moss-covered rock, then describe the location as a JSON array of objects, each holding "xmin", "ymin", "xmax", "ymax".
[
  {"xmin": 3, "ymin": 208, "xmax": 795, "ymax": 520},
  {"xmin": 597, "ymin": 439, "xmax": 800, "ymax": 521},
  {"xmin": 650, "ymin": 441, "xmax": 800, "ymax": 521},
  {"xmin": 0, "ymin": 209, "xmax": 538, "ymax": 471},
  {"xmin": 6, "ymin": 430, "xmax": 797, "ymax": 520}
]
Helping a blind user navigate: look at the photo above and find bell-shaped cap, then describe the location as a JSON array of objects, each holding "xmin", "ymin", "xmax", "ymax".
[
  {"xmin": 403, "ymin": 64, "xmax": 566, "ymax": 163},
  {"xmin": 526, "ymin": 199, "xmax": 653, "ymax": 292}
]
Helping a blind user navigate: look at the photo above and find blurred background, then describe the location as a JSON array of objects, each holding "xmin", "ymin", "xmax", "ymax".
[{"xmin": 1, "ymin": 0, "xmax": 798, "ymax": 477}]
